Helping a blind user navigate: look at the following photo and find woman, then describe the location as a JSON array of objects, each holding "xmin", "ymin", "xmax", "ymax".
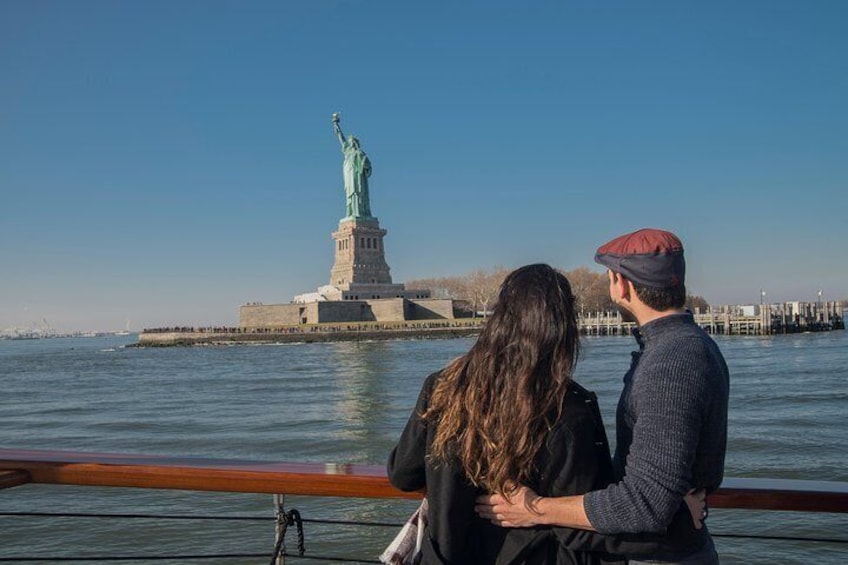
[{"xmin": 387, "ymin": 264, "xmax": 663, "ymax": 564}]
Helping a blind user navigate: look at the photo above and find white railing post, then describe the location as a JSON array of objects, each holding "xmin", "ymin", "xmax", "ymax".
[{"xmin": 274, "ymin": 493, "xmax": 286, "ymax": 565}]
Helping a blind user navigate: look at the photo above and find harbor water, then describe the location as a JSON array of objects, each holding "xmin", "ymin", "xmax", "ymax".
[{"xmin": 1, "ymin": 331, "xmax": 846, "ymax": 564}]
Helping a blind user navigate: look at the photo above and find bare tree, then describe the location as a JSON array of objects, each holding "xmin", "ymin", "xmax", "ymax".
[
  {"xmin": 465, "ymin": 267, "xmax": 509, "ymax": 316},
  {"xmin": 564, "ymin": 267, "xmax": 613, "ymax": 314},
  {"xmin": 406, "ymin": 276, "xmax": 464, "ymax": 299},
  {"xmin": 405, "ymin": 275, "xmax": 475, "ymax": 315},
  {"xmin": 408, "ymin": 265, "xmax": 715, "ymax": 317},
  {"xmin": 409, "ymin": 268, "xmax": 508, "ymax": 316},
  {"xmin": 685, "ymin": 294, "xmax": 710, "ymax": 313}
]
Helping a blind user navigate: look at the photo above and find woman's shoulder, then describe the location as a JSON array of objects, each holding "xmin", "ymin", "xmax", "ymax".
[
  {"xmin": 536, "ymin": 381, "xmax": 600, "ymax": 442},
  {"xmin": 414, "ymin": 370, "xmax": 446, "ymax": 408},
  {"xmin": 558, "ymin": 380, "xmax": 604, "ymax": 434},
  {"xmin": 421, "ymin": 370, "xmax": 444, "ymax": 392},
  {"xmin": 565, "ymin": 380, "xmax": 599, "ymax": 405}
]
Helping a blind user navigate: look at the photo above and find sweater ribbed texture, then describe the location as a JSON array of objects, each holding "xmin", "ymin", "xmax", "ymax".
[{"xmin": 584, "ymin": 313, "xmax": 729, "ymax": 540}]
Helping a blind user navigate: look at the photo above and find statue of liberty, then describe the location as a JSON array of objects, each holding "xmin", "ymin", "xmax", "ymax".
[{"xmin": 332, "ymin": 113, "xmax": 372, "ymax": 219}]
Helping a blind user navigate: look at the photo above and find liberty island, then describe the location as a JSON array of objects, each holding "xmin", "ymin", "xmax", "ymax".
[{"xmin": 138, "ymin": 115, "xmax": 473, "ymax": 346}]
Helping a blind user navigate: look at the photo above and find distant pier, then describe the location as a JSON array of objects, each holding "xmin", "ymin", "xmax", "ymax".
[{"xmin": 579, "ymin": 301, "xmax": 844, "ymax": 336}]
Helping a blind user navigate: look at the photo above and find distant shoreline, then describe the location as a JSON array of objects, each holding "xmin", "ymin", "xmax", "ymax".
[{"xmin": 137, "ymin": 304, "xmax": 846, "ymax": 346}]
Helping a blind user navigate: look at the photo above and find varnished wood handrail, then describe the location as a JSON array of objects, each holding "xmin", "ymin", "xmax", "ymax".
[
  {"xmin": 0, "ymin": 448, "xmax": 420, "ymax": 500},
  {"xmin": 710, "ymin": 477, "xmax": 848, "ymax": 513},
  {"xmin": 1, "ymin": 448, "xmax": 846, "ymax": 513}
]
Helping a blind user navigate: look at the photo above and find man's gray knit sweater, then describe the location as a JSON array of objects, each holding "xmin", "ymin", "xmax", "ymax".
[{"xmin": 584, "ymin": 313, "xmax": 729, "ymax": 542}]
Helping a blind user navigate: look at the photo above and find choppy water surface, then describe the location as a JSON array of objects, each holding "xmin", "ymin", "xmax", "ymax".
[{"xmin": 1, "ymin": 331, "xmax": 846, "ymax": 563}]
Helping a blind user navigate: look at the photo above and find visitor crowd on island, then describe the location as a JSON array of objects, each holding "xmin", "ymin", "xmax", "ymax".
[{"xmin": 141, "ymin": 320, "xmax": 483, "ymax": 335}]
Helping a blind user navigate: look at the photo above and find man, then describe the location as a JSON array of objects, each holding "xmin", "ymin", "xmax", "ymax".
[{"xmin": 476, "ymin": 228, "xmax": 729, "ymax": 564}]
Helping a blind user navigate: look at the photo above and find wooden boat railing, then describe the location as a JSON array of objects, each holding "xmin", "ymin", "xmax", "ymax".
[
  {"xmin": 2, "ymin": 448, "xmax": 847, "ymax": 512},
  {"xmin": 1, "ymin": 448, "xmax": 846, "ymax": 562}
]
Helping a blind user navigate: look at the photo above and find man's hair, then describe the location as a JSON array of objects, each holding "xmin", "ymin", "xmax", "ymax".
[
  {"xmin": 633, "ymin": 281, "xmax": 687, "ymax": 311},
  {"xmin": 422, "ymin": 264, "xmax": 580, "ymax": 498},
  {"xmin": 610, "ymin": 270, "xmax": 686, "ymax": 311}
]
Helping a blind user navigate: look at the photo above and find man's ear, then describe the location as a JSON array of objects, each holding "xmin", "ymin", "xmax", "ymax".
[{"xmin": 617, "ymin": 274, "xmax": 633, "ymax": 302}]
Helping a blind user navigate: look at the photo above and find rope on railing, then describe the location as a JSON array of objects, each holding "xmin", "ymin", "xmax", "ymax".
[{"xmin": 270, "ymin": 508, "xmax": 306, "ymax": 565}]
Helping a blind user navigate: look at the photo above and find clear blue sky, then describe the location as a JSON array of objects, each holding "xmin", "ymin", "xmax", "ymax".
[{"xmin": 2, "ymin": 1, "xmax": 846, "ymax": 332}]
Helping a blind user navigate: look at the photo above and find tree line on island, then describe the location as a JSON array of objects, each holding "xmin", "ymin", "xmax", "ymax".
[{"xmin": 406, "ymin": 266, "xmax": 710, "ymax": 317}]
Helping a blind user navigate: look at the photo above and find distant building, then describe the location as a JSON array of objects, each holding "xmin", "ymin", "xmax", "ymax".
[{"xmin": 739, "ymin": 305, "xmax": 758, "ymax": 317}]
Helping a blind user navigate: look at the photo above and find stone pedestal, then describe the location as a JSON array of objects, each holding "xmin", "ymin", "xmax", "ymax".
[{"xmin": 330, "ymin": 218, "xmax": 393, "ymax": 287}]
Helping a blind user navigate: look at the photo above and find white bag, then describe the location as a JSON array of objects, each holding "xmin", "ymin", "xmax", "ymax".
[{"xmin": 379, "ymin": 498, "xmax": 429, "ymax": 565}]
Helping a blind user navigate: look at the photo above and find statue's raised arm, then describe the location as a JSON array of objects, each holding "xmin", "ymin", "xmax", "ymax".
[{"xmin": 332, "ymin": 112, "xmax": 345, "ymax": 147}]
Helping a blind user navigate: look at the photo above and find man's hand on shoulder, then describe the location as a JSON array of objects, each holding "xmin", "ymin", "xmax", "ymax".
[{"xmin": 475, "ymin": 485, "xmax": 544, "ymax": 527}]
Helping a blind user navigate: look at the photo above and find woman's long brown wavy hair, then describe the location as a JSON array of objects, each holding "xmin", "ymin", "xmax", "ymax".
[{"xmin": 422, "ymin": 263, "xmax": 580, "ymax": 497}]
